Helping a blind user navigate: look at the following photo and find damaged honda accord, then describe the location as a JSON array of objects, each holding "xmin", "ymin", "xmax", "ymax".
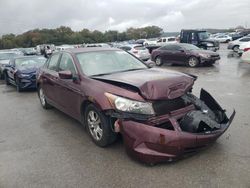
[{"xmin": 37, "ymin": 48, "xmax": 235, "ymax": 164}]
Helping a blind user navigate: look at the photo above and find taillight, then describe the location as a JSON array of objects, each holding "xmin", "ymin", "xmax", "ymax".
[
  {"xmin": 244, "ymin": 48, "xmax": 250, "ymax": 52},
  {"xmin": 133, "ymin": 50, "xmax": 138, "ymax": 54}
]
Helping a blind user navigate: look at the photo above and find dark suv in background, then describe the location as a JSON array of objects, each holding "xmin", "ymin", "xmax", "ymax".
[{"xmin": 180, "ymin": 30, "xmax": 220, "ymax": 51}]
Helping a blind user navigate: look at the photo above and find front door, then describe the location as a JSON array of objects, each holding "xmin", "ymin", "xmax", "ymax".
[{"xmin": 56, "ymin": 52, "xmax": 82, "ymax": 120}]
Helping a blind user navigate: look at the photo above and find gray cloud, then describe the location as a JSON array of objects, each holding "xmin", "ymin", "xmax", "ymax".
[{"xmin": 0, "ymin": 0, "xmax": 249, "ymax": 35}]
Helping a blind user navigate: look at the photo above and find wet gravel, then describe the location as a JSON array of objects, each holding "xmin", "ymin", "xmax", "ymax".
[{"xmin": 0, "ymin": 44, "xmax": 250, "ymax": 188}]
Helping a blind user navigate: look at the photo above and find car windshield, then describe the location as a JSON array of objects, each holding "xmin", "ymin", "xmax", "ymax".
[
  {"xmin": 15, "ymin": 57, "xmax": 46, "ymax": 68},
  {"xmin": 198, "ymin": 32, "xmax": 210, "ymax": 40},
  {"xmin": 181, "ymin": 44, "xmax": 201, "ymax": 50},
  {"xmin": 76, "ymin": 50, "xmax": 148, "ymax": 76},
  {"xmin": 0, "ymin": 52, "xmax": 20, "ymax": 60}
]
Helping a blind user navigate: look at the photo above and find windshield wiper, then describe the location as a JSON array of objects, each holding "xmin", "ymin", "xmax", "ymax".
[
  {"xmin": 90, "ymin": 68, "xmax": 147, "ymax": 77},
  {"xmin": 90, "ymin": 72, "xmax": 114, "ymax": 77}
]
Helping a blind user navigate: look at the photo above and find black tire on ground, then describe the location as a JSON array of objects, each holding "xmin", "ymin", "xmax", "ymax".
[
  {"xmin": 0, "ymin": 71, "xmax": 4, "ymax": 80},
  {"xmin": 155, "ymin": 56, "xmax": 163, "ymax": 66},
  {"xmin": 233, "ymin": 45, "xmax": 239, "ymax": 52},
  {"xmin": 188, "ymin": 56, "xmax": 199, "ymax": 67},
  {"xmin": 4, "ymin": 73, "xmax": 10, "ymax": 85},
  {"xmin": 84, "ymin": 104, "xmax": 117, "ymax": 147},
  {"xmin": 15, "ymin": 78, "xmax": 22, "ymax": 92},
  {"xmin": 37, "ymin": 86, "xmax": 52, "ymax": 109}
]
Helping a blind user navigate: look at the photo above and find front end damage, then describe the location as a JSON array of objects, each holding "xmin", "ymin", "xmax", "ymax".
[{"xmin": 106, "ymin": 89, "xmax": 235, "ymax": 164}]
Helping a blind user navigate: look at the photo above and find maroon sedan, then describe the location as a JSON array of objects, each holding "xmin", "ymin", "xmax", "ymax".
[
  {"xmin": 151, "ymin": 43, "xmax": 220, "ymax": 67},
  {"xmin": 37, "ymin": 48, "xmax": 235, "ymax": 164}
]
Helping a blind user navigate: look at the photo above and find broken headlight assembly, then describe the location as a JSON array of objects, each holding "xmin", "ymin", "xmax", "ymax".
[{"xmin": 105, "ymin": 93, "xmax": 155, "ymax": 115}]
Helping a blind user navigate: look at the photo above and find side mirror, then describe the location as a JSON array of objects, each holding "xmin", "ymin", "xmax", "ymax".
[
  {"xmin": 179, "ymin": 49, "xmax": 185, "ymax": 53},
  {"xmin": 145, "ymin": 60, "xmax": 155, "ymax": 68},
  {"xmin": 58, "ymin": 70, "xmax": 73, "ymax": 79}
]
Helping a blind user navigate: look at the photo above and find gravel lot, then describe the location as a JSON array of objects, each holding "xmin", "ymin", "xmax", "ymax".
[{"xmin": 0, "ymin": 44, "xmax": 250, "ymax": 188}]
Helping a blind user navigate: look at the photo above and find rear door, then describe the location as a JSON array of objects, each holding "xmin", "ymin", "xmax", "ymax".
[
  {"xmin": 6, "ymin": 59, "xmax": 16, "ymax": 83},
  {"xmin": 56, "ymin": 52, "xmax": 82, "ymax": 120},
  {"xmin": 41, "ymin": 53, "xmax": 61, "ymax": 105},
  {"xmin": 168, "ymin": 45, "xmax": 188, "ymax": 64},
  {"xmin": 160, "ymin": 45, "xmax": 179, "ymax": 63}
]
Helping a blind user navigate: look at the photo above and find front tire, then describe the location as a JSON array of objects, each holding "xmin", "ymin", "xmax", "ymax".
[
  {"xmin": 188, "ymin": 56, "xmax": 199, "ymax": 67},
  {"xmin": 85, "ymin": 104, "xmax": 117, "ymax": 147},
  {"xmin": 38, "ymin": 86, "xmax": 52, "ymax": 109},
  {"xmin": 15, "ymin": 78, "xmax": 22, "ymax": 92},
  {"xmin": 4, "ymin": 73, "xmax": 10, "ymax": 85},
  {"xmin": 233, "ymin": 45, "xmax": 239, "ymax": 52}
]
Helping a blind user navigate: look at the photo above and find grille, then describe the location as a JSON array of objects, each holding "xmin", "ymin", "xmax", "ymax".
[{"xmin": 153, "ymin": 97, "xmax": 188, "ymax": 115}]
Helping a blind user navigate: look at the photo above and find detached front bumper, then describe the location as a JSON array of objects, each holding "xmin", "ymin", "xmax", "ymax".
[
  {"xmin": 117, "ymin": 89, "xmax": 235, "ymax": 164},
  {"xmin": 19, "ymin": 76, "xmax": 37, "ymax": 89},
  {"xmin": 200, "ymin": 56, "xmax": 220, "ymax": 64}
]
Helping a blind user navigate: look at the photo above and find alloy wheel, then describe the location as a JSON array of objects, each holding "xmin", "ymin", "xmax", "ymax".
[
  {"xmin": 155, "ymin": 57, "xmax": 162, "ymax": 66},
  {"xmin": 39, "ymin": 88, "xmax": 46, "ymax": 106},
  {"xmin": 87, "ymin": 110, "xmax": 103, "ymax": 141},
  {"xmin": 188, "ymin": 57, "xmax": 198, "ymax": 67}
]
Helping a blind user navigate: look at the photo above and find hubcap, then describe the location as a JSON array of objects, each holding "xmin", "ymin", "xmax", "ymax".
[
  {"xmin": 87, "ymin": 111, "xmax": 103, "ymax": 141},
  {"xmin": 39, "ymin": 88, "xmax": 46, "ymax": 106},
  {"xmin": 189, "ymin": 58, "xmax": 197, "ymax": 67},
  {"xmin": 155, "ymin": 57, "xmax": 161, "ymax": 66}
]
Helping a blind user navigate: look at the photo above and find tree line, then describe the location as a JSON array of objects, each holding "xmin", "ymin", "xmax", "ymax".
[{"xmin": 0, "ymin": 26, "xmax": 163, "ymax": 49}]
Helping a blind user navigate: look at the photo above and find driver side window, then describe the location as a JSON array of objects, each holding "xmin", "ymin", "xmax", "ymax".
[{"xmin": 59, "ymin": 53, "xmax": 77, "ymax": 75}]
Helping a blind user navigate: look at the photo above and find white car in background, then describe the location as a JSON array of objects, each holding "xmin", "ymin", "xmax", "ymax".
[
  {"xmin": 238, "ymin": 42, "xmax": 250, "ymax": 56},
  {"xmin": 241, "ymin": 50, "xmax": 250, "ymax": 63},
  {"xmin": 156, "ymin": 37, "xmax": 177, "ymax": 46},
  {"xmin": 119, "ymin": 44, "xmax": 151, "ymax": 61},
  {"xmin": 214, "ymin": 35, "xmax": 232, "ymax": 43},
  {"xmin": 56, "ymin": 45, "xmax": 74, "ymax": 51},
  {"xmin": 227, "ymin": 37, "xmax": 250, "ymax": 52},
  {"xmin": 143, "ymin": 38, "xmax": 158, "ymax": 46}
]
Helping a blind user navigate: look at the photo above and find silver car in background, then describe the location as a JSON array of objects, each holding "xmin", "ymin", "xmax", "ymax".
[{"xmin": 119, "ymin": 44, "xmax": 150, "ymax": 61}]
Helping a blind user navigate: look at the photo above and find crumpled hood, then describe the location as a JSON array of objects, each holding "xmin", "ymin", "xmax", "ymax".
[
  {"xmin": 18, "ymin": 65, "xmax": 41, "ymax": 74},
  {"xmin": 93, "ymin": 68, "xmax": 195, "ymax": 100}
]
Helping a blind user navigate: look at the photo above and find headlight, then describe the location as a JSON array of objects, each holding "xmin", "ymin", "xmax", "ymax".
[
  {"xmin": 206, "ymin": 43, "xmax": 213, "ymax": 47},
  {"xmin": 19, "ymin": 73, "xmax": 30, "ymax": 78},
  {"xmin": 199, "ymin": 53, "xmax": 210, "ymax": 58},
  {"xmin": 105, "ymin": 93, "xmax": 155, "ymax": 115}
]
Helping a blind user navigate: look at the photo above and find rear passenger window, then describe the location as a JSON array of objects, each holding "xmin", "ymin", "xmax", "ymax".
[
  {"xmin": 239, "ymin": 38, "xmax": 250, "ymax": 42},
  {"xmin": 59, "ymin": 53, "xmax": 77, "ymax": 75},
  {"xmin": 48, "ymin": 54, "xmax": 60, "ymax": 71}
]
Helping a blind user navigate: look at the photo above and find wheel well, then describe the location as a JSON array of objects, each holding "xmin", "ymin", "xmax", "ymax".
[{"xmin": 80, "ymin": 100, "xmax": 93, "ymax": 125}]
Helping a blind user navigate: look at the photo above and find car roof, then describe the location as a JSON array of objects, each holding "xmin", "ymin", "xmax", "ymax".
[
  {"xmin": 64, "ymin": 47, "xmax": 121, "ymax": 54},
  {"xmin": 12, "ymin": 55, "xmax": 45, "ymax": 60}
]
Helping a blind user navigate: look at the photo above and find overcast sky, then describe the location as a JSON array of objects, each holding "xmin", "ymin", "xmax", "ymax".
[{"xmin": 0, "ymin": 0, "xmax": 249, "ymax": 35}]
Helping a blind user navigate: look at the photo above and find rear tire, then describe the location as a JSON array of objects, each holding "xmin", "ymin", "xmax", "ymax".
[
  {"xmin": 188, "ymin": 56, "xmax": 199, "ymax": 67},
  {"xmin": 84, "ymin": 104, "xmax": 117, "ymax": 147},
  {"xmin": 155, "ymin": 56, "xmax": 163, "ymax": 66}
]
